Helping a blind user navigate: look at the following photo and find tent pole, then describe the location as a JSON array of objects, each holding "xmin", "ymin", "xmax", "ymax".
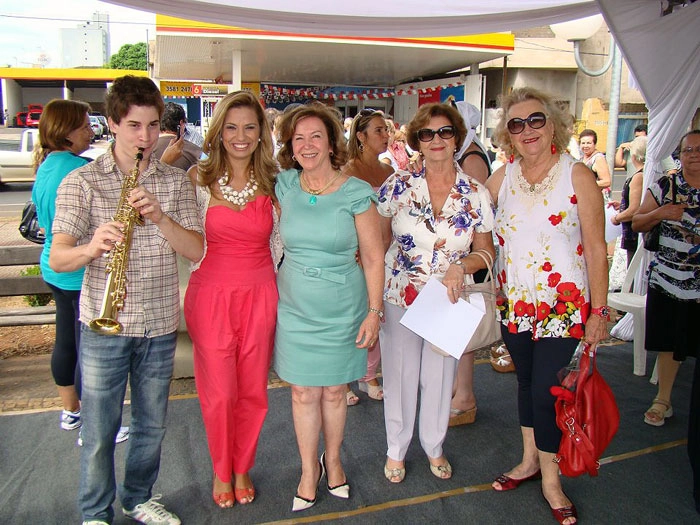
[{"xmin": 605, "ymin": 43, "xmax": 622, "ymax": 176}]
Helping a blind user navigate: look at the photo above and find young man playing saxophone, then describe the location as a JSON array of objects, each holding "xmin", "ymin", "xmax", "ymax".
[{"xmin": 50, "ymin": 75, "xmax": 204, "ymax": 525}]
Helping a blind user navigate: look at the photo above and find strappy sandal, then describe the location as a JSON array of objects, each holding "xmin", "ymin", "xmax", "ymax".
[
  {"xmin": 346, "ymin": 389, "xmax": 360, "ymax": 406},
  {"xmin": 212, "ymin": 476, "xmax": 234, "ymax": 508},
  {"xmin": 644, "ymin": 398, "xmax": 673, "ymax": 426}
]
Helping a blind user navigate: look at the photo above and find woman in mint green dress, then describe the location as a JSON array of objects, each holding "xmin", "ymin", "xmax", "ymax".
[{"xmin": 274, "ymin": 103, "xmax": 385, "ymax": 512}]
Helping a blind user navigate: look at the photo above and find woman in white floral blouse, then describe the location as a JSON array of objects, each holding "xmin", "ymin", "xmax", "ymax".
[
  {"xmin": 377, "ymin": 103, "xmax": 495, "ymax": 484},
  {"xmin": 486, "ymin": 87, "xmax": 609, "ymax": 525}
]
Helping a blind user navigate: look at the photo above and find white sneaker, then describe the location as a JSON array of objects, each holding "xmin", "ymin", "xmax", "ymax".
[
  {"xmin": 77, "ymin": 426, "xmax": 130, "ymax": 447},
  {"xmin": 82, "ymin": 521, "xmax": 109, "ymax": 525},
  {"xmin": 60, "ymin": 409, "xmax": 82, "ymax": 431},
  {"xmin": 123, "ymin": 495, "xmax": 180, "ymax": 525}
]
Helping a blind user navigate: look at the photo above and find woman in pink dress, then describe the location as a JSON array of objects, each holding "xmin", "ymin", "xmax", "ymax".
[{"xmin": 184, "ymin": 91, "xmax": 281, "ymax": 509}]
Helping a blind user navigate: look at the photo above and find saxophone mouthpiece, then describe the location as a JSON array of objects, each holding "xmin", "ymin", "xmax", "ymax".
[{"xmin": 135, "ymin": 148, "xmax": 145, "ymax": 161}]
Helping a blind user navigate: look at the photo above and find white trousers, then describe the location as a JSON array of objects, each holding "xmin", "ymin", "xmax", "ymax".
[{"xmin": 380, "ymin": 302, "xmax": 457, "ymax": 461}]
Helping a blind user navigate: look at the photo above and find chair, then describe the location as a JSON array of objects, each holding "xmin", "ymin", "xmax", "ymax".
[{"xmin": 608, "ymin": 248, "xmax": 648, "ymax": 376}]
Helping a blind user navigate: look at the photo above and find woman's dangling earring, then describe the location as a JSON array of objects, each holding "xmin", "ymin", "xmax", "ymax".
[
  {"xmin": 359, "ymin": 142, "xmax": 365, "ymax": 152},
  {"xmin": 509, "ymin": 152, "xmax": 515, "ymax": 164},
  {"xmin": 551, "ymin": 143, "xmax": 557, "ymax": 155}
]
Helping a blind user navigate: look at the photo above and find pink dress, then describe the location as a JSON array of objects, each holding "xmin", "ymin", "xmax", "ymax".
[{"xmin": 184, "ymin": 195, "xmax": 278, "ymax": 480}]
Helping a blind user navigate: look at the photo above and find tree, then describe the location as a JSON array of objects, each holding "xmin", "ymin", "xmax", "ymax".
[{"xmin": 109, "ymin": 43, "xmax": 147, "ymax": 70}]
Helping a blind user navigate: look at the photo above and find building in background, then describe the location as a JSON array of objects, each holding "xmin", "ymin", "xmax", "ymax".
[{"xmin": 60, "ymin": 12, "xmax": 110, "ymax": 68}]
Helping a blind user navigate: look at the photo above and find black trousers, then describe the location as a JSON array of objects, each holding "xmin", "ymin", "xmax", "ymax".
[
  {"xmin": 47, "ymin": 283, "xmax": 81, "ymax": 395},
  {"xmin": 502, "ymin": 328, "xmax": 578, "ymax": 453},
  {"xmin": 689, "ymin": 357, "xmax": 700, "ymax": 513}
]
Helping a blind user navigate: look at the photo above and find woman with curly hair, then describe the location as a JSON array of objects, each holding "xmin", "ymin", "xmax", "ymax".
[{"xmin": 487, "ymin": 87, "xmax": 609, "ymax": 524}]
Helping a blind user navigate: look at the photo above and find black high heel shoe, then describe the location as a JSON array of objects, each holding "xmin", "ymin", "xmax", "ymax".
[
  {"xmin": 292, "ymin": 460, "xmax": 324, "ymax": 512},
  {"xmin": 321, "ymin": 451, "xmax": 349, "ymax": 499}
]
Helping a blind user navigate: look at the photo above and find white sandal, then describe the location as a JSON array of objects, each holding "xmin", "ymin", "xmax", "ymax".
[
  {"xmin": 644, "ymin": 398, "xmax": 673, "ymax": 426},
  {"xmin": 346, "ymin": 389, "xmax": 360, "ymax": 406}
]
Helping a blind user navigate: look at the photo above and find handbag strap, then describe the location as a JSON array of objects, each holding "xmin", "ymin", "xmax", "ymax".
[
  {"xmin": 466, "ymin": 249, "xmax": 496, "ymax": 294},
  {"xmin": 470, "ymin": 249, "xmax": 494, "ymax": 280},
  {"xmin": 671, "ymin": 173, "xmax": 677, "ymax": 204}
]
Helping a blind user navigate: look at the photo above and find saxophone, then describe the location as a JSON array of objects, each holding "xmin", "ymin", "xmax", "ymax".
[{"xmin": 89, "ymin": 148, "xmax": 145, "ymax": 334}]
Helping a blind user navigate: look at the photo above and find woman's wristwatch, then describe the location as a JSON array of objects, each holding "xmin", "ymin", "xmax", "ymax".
[
  {"xmin": 452, "ymin": 259, "xmax": 466, "ymax": 274},
  {"xmin": 591, "ymin": 305, "xmax": 611, "ymax": 320}
]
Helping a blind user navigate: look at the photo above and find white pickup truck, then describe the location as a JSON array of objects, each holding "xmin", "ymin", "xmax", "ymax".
[{"xmin": 0, "ymin": 129, "xmax": 39, "ymax": 184}]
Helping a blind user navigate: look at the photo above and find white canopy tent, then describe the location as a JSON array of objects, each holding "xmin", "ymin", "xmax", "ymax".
[{"xmin": 108, "ymin": 0, "xmax": 699, "ymax": 167}]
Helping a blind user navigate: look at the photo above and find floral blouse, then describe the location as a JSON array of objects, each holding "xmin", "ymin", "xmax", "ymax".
[
  {"xmin": 377, "ymin": 163, "xmax": 494, "ymax": 309},
  {"xmin": 494, "ymin": 154, "xmax": 589, "ymax": 339}
]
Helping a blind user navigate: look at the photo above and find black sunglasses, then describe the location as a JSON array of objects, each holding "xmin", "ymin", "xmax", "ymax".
[
  {"xmin": 417, "ymin": 126, "xmax": 456, "ymax": 142},
  {"xmin": 506, "ymin": 112, "xmax": 547, "ymax": 134},
  {"xmin": 359, "ymin": 109, "xmax": 382, "ymax": 117}
]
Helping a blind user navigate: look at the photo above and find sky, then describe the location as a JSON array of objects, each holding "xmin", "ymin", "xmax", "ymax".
[{"xmin": 0, "ymin": 1, "xmax": 155, "ymax": 68}]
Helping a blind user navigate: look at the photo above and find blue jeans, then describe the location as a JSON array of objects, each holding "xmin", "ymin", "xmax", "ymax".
[{"xmin": 78, "ymin": 324, "xmax": 177, "ymax": 522}]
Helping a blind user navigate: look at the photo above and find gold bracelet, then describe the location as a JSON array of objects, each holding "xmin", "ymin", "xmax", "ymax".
[{"xmin": 368, "ymin": 307, "xmax": 384, "ymax": 319}]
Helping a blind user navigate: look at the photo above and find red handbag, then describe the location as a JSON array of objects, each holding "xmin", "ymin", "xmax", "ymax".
[{"xmin": 550, "ymin": 342, "xmax": 620, "ymax": 477}]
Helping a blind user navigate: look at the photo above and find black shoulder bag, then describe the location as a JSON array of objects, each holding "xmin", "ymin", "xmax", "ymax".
[{"xmin": 18, "ymin": 201, "xmax": 45, "ymax": 244}]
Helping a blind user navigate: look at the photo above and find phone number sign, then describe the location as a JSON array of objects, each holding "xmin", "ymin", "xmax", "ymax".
[{"xmin": 160, "ymin": 82, "xmax": 194, "ymax": 97}]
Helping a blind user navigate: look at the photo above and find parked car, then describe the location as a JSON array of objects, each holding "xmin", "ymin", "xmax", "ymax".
[
  {"xmin": 26, "ymin": 110, "xmax": 43, "ymax": 128},
  {"xmin": 0, "ymin": 129, "xmax": 39, "ymax": 184},
  {"xmin": 15, "ymin": 112, "xmax": 27, "ymax": 127},
  {"xmin": 90, "ymin": 113, "xmax": 109, "ymax": 139},
  {"xmin": 89, "ymin": 116, "xmax": 103, "ymax": 142}
]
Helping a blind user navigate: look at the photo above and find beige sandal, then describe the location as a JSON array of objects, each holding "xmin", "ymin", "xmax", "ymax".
[
  {"xmin": 644, "ymin": 398, "xmax": 673, "ymax": 426},
  {"xmin": 346, "ymin": 389, "xmax": 360, "ymax": 406}
]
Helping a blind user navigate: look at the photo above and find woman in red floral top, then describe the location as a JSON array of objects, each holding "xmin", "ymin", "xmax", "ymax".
[{"xmin": 486, "ymin": 88, "xmax": 609, "ymax": 525}]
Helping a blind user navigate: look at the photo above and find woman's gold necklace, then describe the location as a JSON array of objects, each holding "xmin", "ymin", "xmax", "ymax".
[{"xmin": 301, "ymin": 170, "xmax": 341, "ymax": 205}]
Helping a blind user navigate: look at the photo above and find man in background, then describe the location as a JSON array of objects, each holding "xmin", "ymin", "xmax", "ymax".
[
  {"xmin": 616, "ymin": 124, "xmax": 676, "ymax": 175},
  {"xmin": 152, "ymin": 102, "xmax": 203, "ymax": 171}
]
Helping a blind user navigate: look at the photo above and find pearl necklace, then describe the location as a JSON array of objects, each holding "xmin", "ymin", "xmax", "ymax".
[
  {"xmin": 300, "ymin": 170, "xmax": 341, "ymax": 205},
  {"xmin": 218, "ymin": 169, "xmax": 258, "ymax": 206}
]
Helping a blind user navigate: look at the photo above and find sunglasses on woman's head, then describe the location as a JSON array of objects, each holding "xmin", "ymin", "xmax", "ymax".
[
  {"xmin": 359, "ymin": 109, "xmax": 382, "ymax": 117},
  {"xmin": 417, "ymin": 126, "xmax": 456, "ymax": 142},
  {"xmin": 506, "ymin": 112, "xmax": 547, "ymax": 134}
]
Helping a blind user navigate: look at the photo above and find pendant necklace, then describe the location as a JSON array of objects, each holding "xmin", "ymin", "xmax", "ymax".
[
  {"xmin": 300, "ymin": 170, "xmax": 341, "ymax": 205},
  {"xmin": 218, "ymin": 168, "xmax": 257, "ymax": 206}
]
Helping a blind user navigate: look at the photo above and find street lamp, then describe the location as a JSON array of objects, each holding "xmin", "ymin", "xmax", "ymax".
[{"xmin": 552, "ymin": 15, "xmax": 621, "ymax": 175}]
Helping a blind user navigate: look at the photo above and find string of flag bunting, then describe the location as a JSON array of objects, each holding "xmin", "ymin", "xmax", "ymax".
[{"xmin": 260, "ymin": 81, "xmax": 463, "ymax": 104}]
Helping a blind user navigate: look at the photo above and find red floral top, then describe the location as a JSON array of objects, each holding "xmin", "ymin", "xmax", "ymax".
[{"xmin": 494, "ymin": 154, "xmax": 590, "ymax": 339}]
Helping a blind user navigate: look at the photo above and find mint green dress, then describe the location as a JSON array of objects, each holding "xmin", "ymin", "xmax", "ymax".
[{"xmin": 274, "ymin": 169, "xmax": 377, "ymax": 386}]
